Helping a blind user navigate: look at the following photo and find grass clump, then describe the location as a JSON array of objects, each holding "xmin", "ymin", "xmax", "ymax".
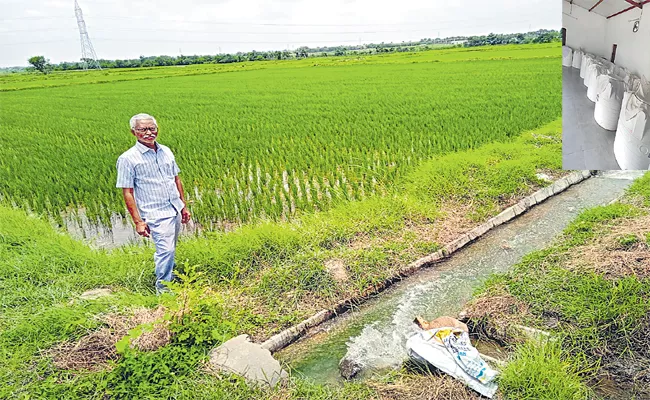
[{"xmin": 499, "ymin": 340, "xmax": 591, "ymax": 400}]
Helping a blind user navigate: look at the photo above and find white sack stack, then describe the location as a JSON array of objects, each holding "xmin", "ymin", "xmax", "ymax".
[
  {"xmin": 562, "ymin": 46, "xmax": 573, "ymax": 67},
  {"xmin": 614, "ymin": 83, "xmax": 650, "ymax": 169},
  {"xmin": 587, "ymin": 63, "xmax": 609, "ymax": 102},
  {"xmin": 594, "ymin": 74, "xmax": 625, "ymax": 131},
  {"xmin": 572, "ymin": 49, "xmax": 582, "ymax": 69}
]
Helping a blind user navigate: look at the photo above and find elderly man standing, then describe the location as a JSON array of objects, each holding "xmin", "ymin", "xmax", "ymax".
[{"xmin": 116, "ymin": 113, "xmax": 191, "ymax": 293}]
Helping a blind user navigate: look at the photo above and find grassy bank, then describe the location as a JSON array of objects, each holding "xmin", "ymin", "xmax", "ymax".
[{"xmin": 0, "ymin": 120, "xmax": 562, "ymax": 398}]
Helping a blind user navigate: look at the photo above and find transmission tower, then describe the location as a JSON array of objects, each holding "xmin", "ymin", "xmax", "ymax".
[{"xmin": 74, "ymin": 0, "xmax": 101, "ymax": 70}]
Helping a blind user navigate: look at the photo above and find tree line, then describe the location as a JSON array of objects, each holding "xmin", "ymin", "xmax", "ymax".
[{"xmin": 19, "ymin": 29, "xmax": 560, "ymax": 74}]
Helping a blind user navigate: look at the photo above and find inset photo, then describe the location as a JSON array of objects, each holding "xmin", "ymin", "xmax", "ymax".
[{"xmin": 562, "ymin": 0, "xmax": 649, "ymax": 170}]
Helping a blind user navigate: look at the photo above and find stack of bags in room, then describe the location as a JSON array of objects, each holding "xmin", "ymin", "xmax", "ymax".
[
  {"xmin": 614, "ymin": 76, "xmax": 650, "ymax": 169},
  {"xmin": 567, "ymin": 46, "xmax": 650, "ymax": 169}
]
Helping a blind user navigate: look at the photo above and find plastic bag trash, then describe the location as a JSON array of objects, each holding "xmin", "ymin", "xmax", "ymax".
[{"xmin": 406, "ymin": 327, "xmax": 499, "ymax": 398}]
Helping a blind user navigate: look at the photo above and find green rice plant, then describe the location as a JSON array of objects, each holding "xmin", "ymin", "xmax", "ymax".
[{"xmin": 0, "ymin": 44, "xmax": 560, "ymax": 228}]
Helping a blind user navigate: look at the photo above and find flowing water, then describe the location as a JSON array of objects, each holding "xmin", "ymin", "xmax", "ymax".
[{"xmin": 276, "ymin": 171, "xmax": 646, "ymax": 384}]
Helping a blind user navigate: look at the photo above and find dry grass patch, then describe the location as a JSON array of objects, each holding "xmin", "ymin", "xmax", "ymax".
[
  {"xmin": 345, "ymin": 201, "xmax": 476, "ymax": 255},
  {"xmin": 408, "ymin": 202, "xmax": 477, "ymax": 247},
  {"xmin": 324, "ymin": 258, "xmax": 349, "ymax": 283},
  {"xmin": 47, "ymin": 306, "xmax": 171, "ymax": 371},
  {"xmin": 366, "ymin": 373, "xmax": 487, "ymax": 400},
  {"xmin": 567, "ymin": 214, "xmax": 650, "ymax": 280},
  {"xmin": 463, "ymin": 286, "xmax": 530, "ymax": 344}
]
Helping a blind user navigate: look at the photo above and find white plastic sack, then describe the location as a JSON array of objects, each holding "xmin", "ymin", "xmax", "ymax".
[
  {"xmin": 594, "ymin": 75, "xmax": 625, "ymax": 131},
  {"xmin": 406, "ymin": 328, "xmax": 499, "ymax": 398},
  {"xmin": 562, "ymin": 46, "xmax": 573, "ymax": 67},
  {"xmin": 580, "ymin": 53, "xmax": 592, "ymax": 80},
  {"xmin": 583, "ymin": 57, "xmax": 599, "ymax": 86},
  {"xmin": 572, "ymin": 49, "xmax": 582, "ymax": 69},
  {"xmin": 587, "ymin": 64, "xmax": 609, "ymax": 102},
  {"xmin": 614, "ymin": 93, "xmax": 650, "ymax": 169}
]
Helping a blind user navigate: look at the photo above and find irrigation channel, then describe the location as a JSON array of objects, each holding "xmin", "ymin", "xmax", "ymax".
[{"xmin": 275, "ymin": 170, "xmax": 645, "ymax": 385}]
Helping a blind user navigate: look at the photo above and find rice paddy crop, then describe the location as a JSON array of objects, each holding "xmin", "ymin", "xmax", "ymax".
[{"xmin": 0, "ymin": 44, "xmax": 560, "ymax": 227}]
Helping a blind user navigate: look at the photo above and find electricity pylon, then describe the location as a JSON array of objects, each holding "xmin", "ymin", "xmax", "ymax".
[{"xmin": 74, "ymin": 0, "xmax": 102, "ymax": 70}]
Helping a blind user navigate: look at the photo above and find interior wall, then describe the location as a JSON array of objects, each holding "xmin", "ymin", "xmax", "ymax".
[
  {"xmin": 605, "ymin": 8, "xmax": 650, "ymax": 79},
  {"xmin": 562, "ymin": 1, "xmax": 608, "ymax": 56}
]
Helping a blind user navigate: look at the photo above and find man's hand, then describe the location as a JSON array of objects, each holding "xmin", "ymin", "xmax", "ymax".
[
  {"xmin": 122, "ymin": 188, "xmax": 149, "ymax": 237},
  {"xmin": 135, "ymin": 221, "xmax": 150, "ymax": 237},
  {"xmin": 181, "ymin": 207, "xmax": 191, "ymax": 224}
]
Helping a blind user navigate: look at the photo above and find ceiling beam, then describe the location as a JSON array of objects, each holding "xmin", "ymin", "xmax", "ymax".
[
  {"xmin": 607, "ymin": 5, "xmax": 637, "ymax": 18},
  {"xmin": 589, "ymin": 0, "xmax": 605, "ymax": 11},
  {"xmin": 622, "ymin": 0, "xmax": 643, "ymax": 7}
]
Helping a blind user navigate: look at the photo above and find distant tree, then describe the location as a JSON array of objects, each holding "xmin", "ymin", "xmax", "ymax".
[
  {"xmin": 27, "ymin": 56, "xmax": 51, "ymax": 74},
  {"xmin": 533, "ymin": 32, "xmax": 558, "ymax": 44},
  {"xmin": 295, "ymin": 46, "xmax": 309, "ymax": 58}
]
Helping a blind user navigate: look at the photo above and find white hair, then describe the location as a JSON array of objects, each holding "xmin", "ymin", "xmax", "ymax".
[{"xmin": 129, "ymin": 113, "xmax": 158, "ymax": 130}]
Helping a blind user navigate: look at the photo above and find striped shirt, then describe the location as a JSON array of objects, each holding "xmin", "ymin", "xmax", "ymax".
[{"xmin": 116, "ymin": 141, "xmax": 185, "ymax": 221}]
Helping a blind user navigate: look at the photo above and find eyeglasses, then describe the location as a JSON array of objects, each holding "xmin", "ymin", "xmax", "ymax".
[{"xmin": 134, "ymin": 127, "xmax": 158, "ymax": 133}]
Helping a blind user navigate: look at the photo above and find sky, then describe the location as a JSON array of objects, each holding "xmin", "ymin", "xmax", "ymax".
[{"xmin": 0, "ymin": 0, "xmax": 560, "ymax": 67}]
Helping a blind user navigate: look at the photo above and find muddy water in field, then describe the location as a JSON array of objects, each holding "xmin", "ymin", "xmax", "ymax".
[
  {"xmin": 61, "ymin": 210, "xmax": 201, "ymax": 249},
  {"xmin": 276, "ymin": 171, "xmax": 645, "ymax": 385}
]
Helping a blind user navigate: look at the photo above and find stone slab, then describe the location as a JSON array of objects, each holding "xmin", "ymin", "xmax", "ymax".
[
  {"xmin": 210, "ymin": 334, "xmax": 288, "ymax": 387},
  {"xmin": 551, "ymin": 178, "xmax": 569, "ymax": 194}
]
